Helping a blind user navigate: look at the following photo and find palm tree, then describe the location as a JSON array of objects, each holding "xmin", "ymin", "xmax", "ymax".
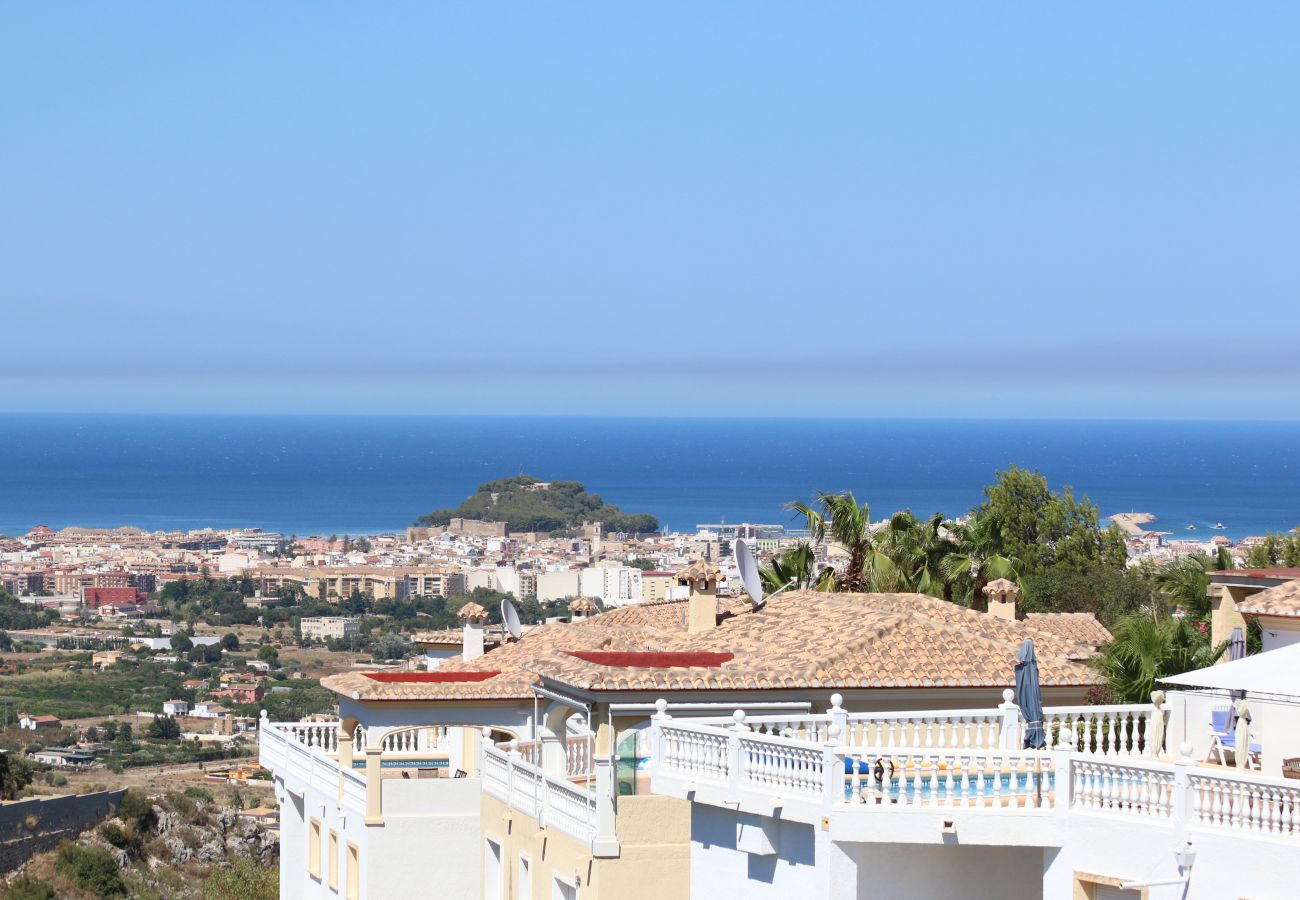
[
  {"xmin": 1096, "ymin": 614, "xmax": 1227, "ymax": 703},
  {"xmin": 940, "ymin": 515, "xmax": 1020, "ymax": 610},
  {"xmin": 758, "ymin": 542, "xmax": 836, "ymax": 593},
  {"xmin": 873, "ymin": 511, "xmax": 957, "ymax": 597},
  {"xmin": 789, "ymin": 492, "xmax": 877, "ymax": 592},
  {"xmin": 1152, "ymin": 555, "xmax": 1214, "ymax": 621}
]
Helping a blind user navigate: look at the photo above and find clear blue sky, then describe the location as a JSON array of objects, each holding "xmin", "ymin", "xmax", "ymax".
[{"xmin": 3, "ymin": 4, "xmax": 1298, "ymax": 417}]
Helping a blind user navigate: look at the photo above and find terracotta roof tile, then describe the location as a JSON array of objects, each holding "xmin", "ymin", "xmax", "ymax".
[{"xmin": 1237, "ymin": 578, "xmax": 1300, "ymax": 617}]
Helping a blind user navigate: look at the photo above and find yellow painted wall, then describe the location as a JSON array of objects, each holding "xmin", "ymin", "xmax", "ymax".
[{"xmin": 480, "ymin": 794, "xmax": 690, "ymax": 900}]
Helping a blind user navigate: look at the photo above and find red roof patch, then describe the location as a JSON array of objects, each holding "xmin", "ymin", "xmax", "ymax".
[
  {"xmin": 564, "ymin": 651, "xmax": 734, "ymax": 668},
  {"xmin": 362, "ymin": 671, "xmax": 500, "ymax": 683}
]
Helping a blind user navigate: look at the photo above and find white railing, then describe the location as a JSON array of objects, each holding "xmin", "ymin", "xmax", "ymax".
[
  {"xmin": 843, "ymin": 749, "xmax": 1055, "ymax": 810},
  {"xmin": 544, "ymin": 777, "xmax": 599, "ymax": 842},
  {"xmin": 361, "ymin": 725, "xmax": 449, "ymax": 754},
  {"xmin": 1189, "ymin": 768, "xmax": 1300, "ymax": 837},
  {"xmin": 844, "ymin": 711, "xmax": 1005, "ymax": 750},
  {"xmin": 1042, "ymin": 706, "xmax": 1153, "ymax": 758},
  {"xmin": 281, "ymin": 720, "xmax": 342, "ymax": 753},
  {"xmin": 682, "ymin": 695, "xmax": 1159, "ymax": 757},
  {"xmin": 481, "ymin": 742, "xmax": 599, "ymax": 845},
  {"xmin": 1070, "ymin": 757, "xmax": 1176, "ymax": 819},
  {"xmin": 510, "ymin": 733, "xmax": 595, "ymax": 779},
  {"xmin": 651, "ymin": 708, "xmax": 1300, "ymax": 845}
]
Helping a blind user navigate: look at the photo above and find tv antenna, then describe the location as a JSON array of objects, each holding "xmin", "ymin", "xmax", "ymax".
[
  {"xmin": 500, "ymin": 599, "xmax": 522, "ymax": 640},
  {"xmin": 733, "ymin": 538, "xmax": 796, "ymax": 610}
]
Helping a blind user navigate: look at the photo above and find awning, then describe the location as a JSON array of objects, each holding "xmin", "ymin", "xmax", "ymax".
[{"xmin": 1160, "ymin": 641, "xmax": 1300, "ymax": 697}]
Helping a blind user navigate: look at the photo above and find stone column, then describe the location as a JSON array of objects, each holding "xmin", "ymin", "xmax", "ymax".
[{"xmin": 364, "ymin": 746, "xmax": 384, "ymax": 826}]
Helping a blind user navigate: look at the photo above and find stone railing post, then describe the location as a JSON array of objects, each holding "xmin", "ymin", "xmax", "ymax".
[
  {"xmin": 506, "ymin": 740, "xmax": 521, "ymax": 816},
  {"xmin": 337, "ymin": 727, "xmax": 353, "ymax": 805},
  {"xmin": 363, "ymin": 745, "xmax": 384, "ymax": 826},
  {"xmin": 829, "ymin": 693, "xmax": 848, "ymax": 744},
  {"xmin": 823, "ymin": 722, "xmax": 843, "ymax": 809},
  {"xmin": 999, "ymin": 689, "xmax": 1021, "ymax": 750},
  {"xmin": 1172, "ymin": 742, "xmax": 1193, "ymax": 829},
  {"xmin": 727, "ymin": 710, "xmax": 748, "ymax": 795},
  {"xmin": 1054, "ymin": 725, "xmax": 1076, "ymax": 820},
  {"xmin": 592, "ymin": 755, "xmax": 620, "ymax": 857},
  {"xmin": 649, "ymin": 699, "xmax": 670, "ymax": 778}
]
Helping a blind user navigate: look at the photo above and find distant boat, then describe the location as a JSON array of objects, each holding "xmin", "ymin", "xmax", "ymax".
[
  {"xmin": 1212, "ymin": 522, "xmax": 1227, "ymax": 530},
  {"xmin": 1186, "ymin": 524, "xmax": 1197, "ymax": 531}
]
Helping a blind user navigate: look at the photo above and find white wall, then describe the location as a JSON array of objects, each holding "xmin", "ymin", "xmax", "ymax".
[
  {"xmin": 1048, "ymin": 810, "xmax": 1300, "ymax": 900},
  {"xmin": 690, "ymin": 804, "xmax": 833, "ymax": 899},
  {"xmin": 839, "ymin": 843, "xmax": 1043, "ymax": 900}
]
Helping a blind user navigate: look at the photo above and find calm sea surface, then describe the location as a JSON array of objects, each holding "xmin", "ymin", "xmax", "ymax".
[{"xmin": 0, "ymin": 415, "xmax": 1297, "ymax": 539}]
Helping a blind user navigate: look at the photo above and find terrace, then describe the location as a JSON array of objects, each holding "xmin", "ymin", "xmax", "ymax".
[{"xmin": 648, "ymin": 692, "xmax": 1300, "ymax": 847}]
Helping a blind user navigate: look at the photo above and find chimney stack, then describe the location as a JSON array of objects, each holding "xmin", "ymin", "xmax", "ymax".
[
  {"xmin": 677, "ymin": 560, "xmax": 722, "ymax": 634},
  {"xmin": 459, "ymin": 602, "xmax": 489, "ymax": 661},
  {"xmin": 982, "ymin": 579, "xmax": 1020, "ymax": 622}
]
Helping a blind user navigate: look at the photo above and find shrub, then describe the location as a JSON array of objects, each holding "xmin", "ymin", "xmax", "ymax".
[
  {"xmin": 0, "ymin": 875, "xmax": 57, "ymax": 900},
  {"xmin": 99, "ymin": 821, "xmax": 129, "ymax": 848},
  {"xmin": 117, "ymin": 790, "xmax": 156, "ymax": 833},
  {"xmin": 55, "ymin": 843, "xmax": 126, "ymax": 898},
  {"xmin": 202, "ymin": 859, "xmax": 279, "ymax": 900},
  {"xmin": 183, "ymin": 785, "xmax": 214, "ymax": 803}
]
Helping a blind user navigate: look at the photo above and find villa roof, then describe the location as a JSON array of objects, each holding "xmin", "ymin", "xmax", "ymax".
[
  {"xmin": 568, "ymin": 598, "xmax": 600, "ymax": 615},
  {"xmin": 1024, "ymin": 612, "xmax": 1113, "ymax": 648},
  {"xmin": 1237, "ymin": 579, "xmax": 1300, "ymax": 618},
  {"xmin": 322, "ymin": 590, "xmax": 1102, "ymax": 702}
]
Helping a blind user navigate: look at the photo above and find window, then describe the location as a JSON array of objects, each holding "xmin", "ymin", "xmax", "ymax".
[
  {"xmin": 328, "ymin": 829, "xmax": 339, "ymax": 890},
  {"xmin": 485, "ymin": 838, "xmax": 503, "ymax": 899},
  {"xmin": 308, "ymin": 818, "xmax": 322, "ymax": 879},
  {"xmin": 1074, "ymin": 873, "xmax": 1146, "ymax": 900},
  {"xmin": 552, "ymin": 875, "xmax": 578, "ymax": 900},
  {"xmin": 346, "ymin": 843, "xmax": 360, "ymax": 900},
  {"xmin": 517, "ymin": 854, "xmax": 532, "ymax": 899}
]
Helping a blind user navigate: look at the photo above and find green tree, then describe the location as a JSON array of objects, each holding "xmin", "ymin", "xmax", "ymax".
[
  {"xmin": 758, "ymin": 542, "xmax": 836, "ymax": 594},
  {"xmin": 0, "ymin": 752, "xmax": 35, "ymax": 800},
  {"xmin": 146, "ymin": 715, "xmax": 181, "ymax": 740},
  {"xmin": 221, "ymin": 633, "xmax": 240, "ymax": 651},
  {"xmin": 977, "ymin": 466, "xmax": 1124, "ymax": 577},
  {"xmin": 169, "ymin": 633, "xmax": 193, "ymax": 653},
  {"xmin": 939, "ymin": 515, "xmax": 1021, "ymax": 610},
  {"xmin": 789, "ymin": 491, "xmax": 882, "ymax": 592},
  {"xmin": 1096, "ymin": 614, "xmax": 1227, "ymax": 703},
  {"xmin": 1152, "ymin": 555, "xmax": 1215, "ymax": 621},
  {"xmin": 872, "ymin": 511, "xmax": 956, "ymax": 596}
]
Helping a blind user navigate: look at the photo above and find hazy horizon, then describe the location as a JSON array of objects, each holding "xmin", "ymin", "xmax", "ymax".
[{"xmin": 4, "ymin": 5, "xmax": 1298, "ymax": 417}]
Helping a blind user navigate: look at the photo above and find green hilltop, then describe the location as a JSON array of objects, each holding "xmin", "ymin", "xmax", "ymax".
[{"xmin": 416, "ymin": 475, "xmax": 659, "ymax": 534}]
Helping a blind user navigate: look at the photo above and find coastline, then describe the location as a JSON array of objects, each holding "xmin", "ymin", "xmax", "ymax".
[{"xmin": 1110, "ymin": 512, "xmax": 1156, "ymax": 536}]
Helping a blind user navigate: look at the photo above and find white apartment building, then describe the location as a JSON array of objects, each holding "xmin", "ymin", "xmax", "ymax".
[
  {"xmin": 578, "ymin": 564, "xmax": 642, "ymax": 607},
  {"xmin": 300, "ymin": 616, "xmax": 361, "ymax": 642}
]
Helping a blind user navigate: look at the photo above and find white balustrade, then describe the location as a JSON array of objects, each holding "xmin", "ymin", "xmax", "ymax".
[
  {"xmin": 844, "ymin": 711, "xmax": 1005, "ymax": 750},
  {"xmin": 658, "ymin": 723, "xmax": 731, "ymax": 783},
  {"xmin": 1041, "ymin": 706, "xmax": 1152, "ymax": 757},
  {"xmin": 1070, "ymin": 758, "xmax": 1175, "ymax": 819},
  {"xmin": 481, "ymin": 742, "xmax": 599, "ymax": 845},
  {"xmin": 1189, "ymin": 770, "xmax": 1300, "ymax": 837},
  {"xmin": 845, "ymin": 749, "xmax": 1054, "ymax": 810},
  {"xmin": 738, "ymin": 733, "xmax": 828, "ymax": 799}
]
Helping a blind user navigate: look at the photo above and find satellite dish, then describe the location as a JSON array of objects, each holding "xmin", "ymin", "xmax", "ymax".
[
  {"xmin": 500, "ymin": 599, "xmax": 522, "ymax": 640},
  {"xmin": 734, "ymin": 539, "xmax": 766, "ymax": 607},
  {"xmin": 735, "ymin": 538, "xmax": 797, "ymax": 609}
]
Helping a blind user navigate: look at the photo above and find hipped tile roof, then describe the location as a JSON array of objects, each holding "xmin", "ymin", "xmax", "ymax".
[
  {"xmin": 1237, "ymin": 579, "xmax": 1300, "ymax": 617},
  {"xmin": 322, "ymin": 590, "xmax": 1103, "ymax": 702}
]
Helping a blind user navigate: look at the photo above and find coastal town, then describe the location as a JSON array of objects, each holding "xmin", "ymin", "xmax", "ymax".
[{"xmin": 5, "ymin": 472, "xmax": 1300, "ymax": 898}]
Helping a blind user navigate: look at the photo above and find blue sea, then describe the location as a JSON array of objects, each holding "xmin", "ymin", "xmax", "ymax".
[{"xmin": 0, "ymin": 415, "xmax": 1297, "ymax": 539}]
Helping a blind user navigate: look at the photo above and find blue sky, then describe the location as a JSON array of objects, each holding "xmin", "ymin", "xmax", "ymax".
[{"xmin": 2, "ymin": 4, "xmax": 1298, "ymax": 417}]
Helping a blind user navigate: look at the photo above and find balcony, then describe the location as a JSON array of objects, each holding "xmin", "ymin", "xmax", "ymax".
[
  {"xmin": 648, "ymin": 693, "xmax": 1300, "ymax": 847},
  {"xmin": 479, "ymin": 732, "xmax": 619, "ymax": 856},
  {"xmin": 259, "ymin": 714, "xmax": 458, "ymax": 825}
]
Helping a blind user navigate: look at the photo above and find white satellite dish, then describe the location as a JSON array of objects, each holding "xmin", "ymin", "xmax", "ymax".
[
  {"xmin": 734, "ymin": 538, "xmax": 796, "ymax": 609},
  {"xmin": 500, "ymin": 599, "xmax": 522, "ymax": 640}
]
